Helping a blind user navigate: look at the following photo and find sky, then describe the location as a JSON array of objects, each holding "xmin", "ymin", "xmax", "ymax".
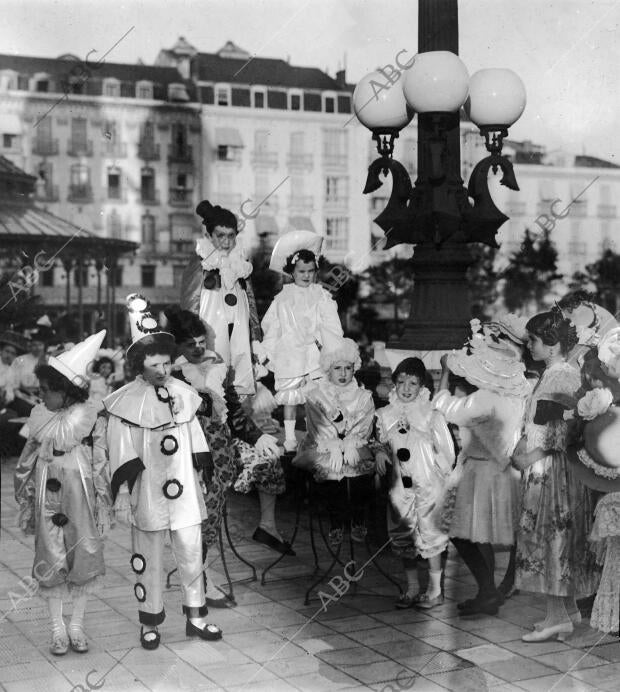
[{"xmin": 1, "ymin": 0, "xmax": 619, "ymax": 163}]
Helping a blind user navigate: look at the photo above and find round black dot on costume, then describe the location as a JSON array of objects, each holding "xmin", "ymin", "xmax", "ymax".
[
  {"xmin": 224, "ymin": 293, "xmax": 238, "ymax": 306},
  {"xmin": 134, "ymin": 583, "xmax": 146, "ymax": 602},
  {"xmin": 130, "ymin": 553, "xmax": 146, "ymax": 574},
  {"xmin": 396, "ymin": 448, "xmax": 411, "ymax": 462},
  {"xmin": 203, "ymin": 273, "xmax": 218, "ymax": 290},
  {"xmin": 160, "ymin": 434, "xmax": 179, "ymax": 456},
  {"xmin": 46, "ymin": 478, "xmax": 62, "ymax": 492},
  {"xmin": 51, "ymin": 513, "xmax": 69, "ymax": 527},
  {"xmin": 163, "ymin": 479, "xmax": 183, "ymax": 500},
  {"xmin": 398, "ymin": 427, "xmax": 408, "ymax": 435},
  {"xmin": 155, "ymin": 386, "xmax": 171, "ymax": 403}
]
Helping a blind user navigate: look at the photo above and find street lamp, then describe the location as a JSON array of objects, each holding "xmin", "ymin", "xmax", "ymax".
[
  {"xmin": 353, "ymin": 52, "xmax": 526, "ymax": 248},
  {"xmin": 351, "ymin": 0, "xmax": 527, "ymax": 354}
]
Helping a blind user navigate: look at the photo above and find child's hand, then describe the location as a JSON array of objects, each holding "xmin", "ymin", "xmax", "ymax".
[
  {"xmin": 343, "ymin": 440, "xmax": 360, "ymax": 466},
  {"xmin": 375, "ymin": 451, "xmax": 390, "ymax": 476}
]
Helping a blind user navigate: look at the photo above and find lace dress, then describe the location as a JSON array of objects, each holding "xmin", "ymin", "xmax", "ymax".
[
  {"xmin": 589, "ymin": 492, "xmax": 620, "ymax": 633},
  {"xmin": 515, "ymin": 362, "xmax": 598, "ymax": 596}
]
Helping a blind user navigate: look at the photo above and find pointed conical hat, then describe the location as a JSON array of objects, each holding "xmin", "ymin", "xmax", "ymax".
[
  {"xmin": 48, "ymin": 330, "xmax": 106, "ymax": 389},
  {"xmin": 126, "ymin": 293, "xmax": 174, "ymax": 354},
  {"xmin": 269, "ymin": 230, "xmax": 323, "ymax": 274}
]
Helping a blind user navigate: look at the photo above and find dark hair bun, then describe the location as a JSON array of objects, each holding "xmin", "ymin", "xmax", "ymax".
[
  {"xmin": 163, "ymin": 306, "xmax": 206, "ymax": 343},
  {"xmin": 196, "ymin": 199, "xmax": 238, "ymax": 234},
  {"xmin": 526, "ymin": 309, "xmax": 578, "ymax": 355}
]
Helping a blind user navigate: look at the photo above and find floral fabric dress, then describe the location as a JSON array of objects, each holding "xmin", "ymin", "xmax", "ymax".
[
  {"xmin": 515, "ymin": 362, "xmax": 598, "ymax": 596},
  {"xmin": 14, "ymin": 401, "xmax": 111, "ymax": 598},
  {"xmin": 376, "ymin": 389, "xmax": 455, "ymax": 559}
]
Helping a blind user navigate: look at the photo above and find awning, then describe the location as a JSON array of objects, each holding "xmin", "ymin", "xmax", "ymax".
[
  {"xmin": 289, "ymin": 216, "xmax": 315, "ymax": 232},
  {"xmin": 214, "ymin": 127, "xmax": 244, "ymax": 148},
  {"xmin": 0, "ymin": 113, "xmax": 22, "ymax": 134},
  {"xmin": 255, "ymin": 215, "xmax": 278, "ymax": 235}
]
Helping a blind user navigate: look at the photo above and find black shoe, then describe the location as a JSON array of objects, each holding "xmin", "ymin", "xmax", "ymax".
[
  {"xmin": 498, "ymin": 582, "xmax": 519, "ymax": 600},
  {"xmin": 185, "ymin": 620, "xmax": 223, "ymax": 640},
  {"xmin": 252, "ymin": 527, "xmax": 296, "ymax": 556},
  {"xmin": 457, "ymin": 597, "xmax": 479, "ymax": 611},
  {"xmin": 140, "ymin": 626, "xmax": 160, "ymax": 650},
  {"xmin": 459, "ymin": 594, "xmax": 503, "ymax": 616}
]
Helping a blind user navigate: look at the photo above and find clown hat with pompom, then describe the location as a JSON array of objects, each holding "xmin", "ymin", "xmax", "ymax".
[{"xmin": 126, "ymin": 293, "xmax": 175, "ymax": 355}]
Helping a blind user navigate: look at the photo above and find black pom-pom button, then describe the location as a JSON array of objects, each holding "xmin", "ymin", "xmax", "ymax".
[
  {"xmin": 396, "ymin": 448, "xmax": 411, "ymax": 462},
  {"xmin": 224, "ymin": 293, "xmax": 237, "ymax": 306},
  {"xmin": 51, "ymin": 513, "xmax": 69, "ymax": 527},
  {"xmin": 130, "ymin": 553, "xmax": 146, "ymax": 574},
  {"xmin": 163, "ymin": 479, "xmax": 183, "ymax": 500},
  {"xmin": 46, "ymin": 478, "xmax": 62, "ymax": 492},
  {"xmin": 155, "ymin": 386, "xmax": 171, "ymax": 403},
  {"xmin": 160, "ymin": 435, "xmax": 179, "ymax": 456},
  {"xmin": 203, "ymin": 273, "xmax": 218, "ymax": 290},
  {"xmin": 134, "ymin": 583, "xmax": 147, "ymax": 602}
]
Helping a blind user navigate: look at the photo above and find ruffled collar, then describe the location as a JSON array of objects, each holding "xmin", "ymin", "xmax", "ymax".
[
  {"xmin": 385, "ymin": 387, "xmax": 433, "ymax": 428},
  {"xmin": 103, "ymin": 375, "xmax": 202, "ymax": 429},
  {"xmin": 322, "ymin": 378, "xmax": 363, "ymax": 407},
  {"xmin": 28, "ymin": 400, "xmax": 99, "ymax": 449},
  {"xmin": 195, "ymin": 236, "xmax": 253, "ymax": 290}
]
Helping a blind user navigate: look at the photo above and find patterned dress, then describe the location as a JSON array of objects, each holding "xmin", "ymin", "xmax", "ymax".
[{"xmin": 515, "ymin": 362, "xmax": 598, "ymax": 596}]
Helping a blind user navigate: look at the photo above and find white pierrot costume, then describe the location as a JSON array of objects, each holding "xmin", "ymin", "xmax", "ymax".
[
  {"xmin": 103, "ymin": 294, "xmax": 217, "ymax": 633},
  {"xmin": 262, "ymin": 230, "xmax": 344, "ymax": 405}
]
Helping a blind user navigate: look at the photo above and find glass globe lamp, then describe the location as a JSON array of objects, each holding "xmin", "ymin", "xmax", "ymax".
[
  {"xmin": 353, "ymin": 70, "xmax": 414, "ymax": 130},
  {"xmin": 465, "ymin": 68, "xmax": 526, "ymax": 128},
  {"xmin": 402, "ymin": 51, "xmax": 469, "ymax": 113}
]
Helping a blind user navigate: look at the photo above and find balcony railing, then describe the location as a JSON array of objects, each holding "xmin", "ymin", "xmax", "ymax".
[
  {"xmin": 103, "ymin": 141, "xmax": 127, "ymax": 158},
  {"xmin": 598, "ymin": 204, "xmax": 617, "ymax": 218},
  {"xmin": 35, "ymin": 183, "xmax": 59, "ymax": 202},
  {"xmin": 67, "ymin": 140, "xmax": 93, "ymax": 156},
  {"xmin": 68, "ymin": 184, "xmax": 93, "ymax": 202},
  {"xmin": 251, "ymin": 150, "xmax": 278, "ymax": 167},
  {"xmin": 324, "ymin": 196, "xmax": 348, "ymax": 209},
  {"xmin": 323, "ymin": 152, "xmax": 347, "ymax": 168},
  {"xmin": 286, "ymin": 153, "xmax": 313, "ymax": 170},
  {"xmin": 288, "ymin": 195, "xmax": 314, "ymax": 211},
  {"xmin": 168, "ymin": 144, "xmax": 193, "ymax": 163},
  {"xmin": 568, "ymin": 241, "xmax": 587, "ymax": 255},
  {"xmin": 169, "ymin": 187, "xmax": 193, "ymax": 206},
  {"xmin": 106, "ymin": 188, "xmax": 127, "ymax": 202},
  {"xmin": 141, "ymin": 189, "xmax": 160, "ymax": 205},
  {"xmin": 138, "ymin": 141, "xmax": 160, "ymax": 161},
  {"xmin": 32, "ymin": 138, "xmax": 59, "ymax": 156}
]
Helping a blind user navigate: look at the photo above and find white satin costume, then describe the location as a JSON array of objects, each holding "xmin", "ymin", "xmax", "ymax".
[
  {"xmin": 261, "ymin": 284, "xmax": 344, "ymax": 406},
  {"xmin": 293, "ymin": 378, "xmax": 376, "ymax": 481},
  {"xmin": 103, "ymin": 375, "xmax": 211, "ymax": 627},
  {"xmin": 376, "ymin": 389, "xmax": 455, "ymax": 559},
  {"xmin": 180, "ymin": 236, "xmax": 260, "ymax": 396}
]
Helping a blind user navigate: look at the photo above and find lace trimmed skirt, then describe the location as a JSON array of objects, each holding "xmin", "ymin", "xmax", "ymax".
[{"xmin": 589, "ymin": 492, "xmax": 620, "ymax": 634}]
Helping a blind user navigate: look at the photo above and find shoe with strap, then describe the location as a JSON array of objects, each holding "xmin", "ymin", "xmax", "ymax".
[
  {"xmin": 68, "ymin": 623, "xmax": 89, "ymax": 653},
  {"xmin": 50, "ymin": 623, "xmax": 69, "ymax": 656}
]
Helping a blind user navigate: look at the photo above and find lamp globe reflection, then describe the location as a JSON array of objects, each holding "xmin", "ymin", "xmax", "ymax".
[
  {"xmin": 352, "ymin": 70, "xmax": 414, "ymax": 130},
  {"xmin": 465, "ymin": 68, "xmax": 527, "ymax": 128},
  {"xmin": 401, "ymin": 51, "xmax": 469, "ymax": 113}
]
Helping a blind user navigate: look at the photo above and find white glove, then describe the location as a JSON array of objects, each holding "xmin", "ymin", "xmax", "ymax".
[
  {"xmin": 375, "ymin": 451, "xmax": 390, "ymax": 476},
  {"xmin": 255, "ymin": 433, "xmax": 281, "ymax": 459},
  {"xmin": 252, "ymin": 340, "xmax": 269, "ymax": 364},
  {"xmin": 327, "ymin": 439, "xmax": 343, "ymax": 474},
  {"xmin": 343, "ymin": 439, "xmax": 360, "ymax": 466}
]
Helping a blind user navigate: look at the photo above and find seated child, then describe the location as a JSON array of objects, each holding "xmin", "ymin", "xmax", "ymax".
[{"xmin": 293, "ymin": 337, "xmax": 375, "ymax": 546}]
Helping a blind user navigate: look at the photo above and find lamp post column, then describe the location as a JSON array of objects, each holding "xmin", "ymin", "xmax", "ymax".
[{"xmin": 389, "ymin": 0, "xmax": 474, "ymax": 358}]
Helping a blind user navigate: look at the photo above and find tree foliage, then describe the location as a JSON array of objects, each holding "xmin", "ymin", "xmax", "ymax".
[
  {"xmin": 570, "ymin": 249, "xmax": 620, "ymax": 315},
  {"xmin": 467, "ymin": 244, "xmax": 499, "ymax": 320},
  {"xmin": 501, "ymin": 229, "xmax": 563, "ymax": 313}
]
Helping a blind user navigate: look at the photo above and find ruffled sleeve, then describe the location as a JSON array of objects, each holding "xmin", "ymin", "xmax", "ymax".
[
  {"xmin": 433, "ymin": 389, "xmax": 492, "ymax": 427},
  {"xmin": 260, "ymin": 296, "xmax": 281, "ymax": 367},
  {"xmin": 430, "ymin": 409, "xmax": 456, "ymax": 475},
  {"xmin": 14, "ymin": 436, "xmax": 40, "ymax": 534},
  {"xmin": 525, "ymin": 364, "xmax": 580, "ymax": 453}
]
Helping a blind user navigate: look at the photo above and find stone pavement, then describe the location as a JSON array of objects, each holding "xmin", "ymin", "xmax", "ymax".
[{"xmin": 1, "ymin": 456, "xmax": 619, "ymax": 692}]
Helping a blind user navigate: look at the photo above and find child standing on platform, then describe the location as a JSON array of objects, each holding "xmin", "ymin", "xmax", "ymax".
[
  {"xmin": 260, "ymin": 230, "xmax": 343, "ymax": 452},
  {"xmin": 375, "ymin": 358, "xmax": 455, "ymax": 610},
  {"xmin": 14, "ymin": 331, "xmax": 111, "ymax": 655}
]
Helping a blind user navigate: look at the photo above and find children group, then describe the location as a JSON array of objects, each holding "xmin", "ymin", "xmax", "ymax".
[{"xmin": 9, "ymin": 199, "xmax": 620, "ymax": 658}]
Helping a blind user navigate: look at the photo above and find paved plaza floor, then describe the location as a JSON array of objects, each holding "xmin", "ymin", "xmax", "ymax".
[{"xmin": 1, "ymin": 457, "xmax": 619, "ymax": 692}]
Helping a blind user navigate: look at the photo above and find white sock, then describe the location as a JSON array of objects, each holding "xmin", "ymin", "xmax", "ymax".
[
  {"xmin": 428, "ymin": 570, "xmax": 442, "ymax": 598},
  {"xmin": 283, "ymin": 419, "xmax": 296, "ymax": 441},
  {"xmin": 48, "ymin": 597, "xmax": 65, "ymax": 636},
  {"xmin": 69, "ymin": 595, "xmax": 87, "ymax": 633}
]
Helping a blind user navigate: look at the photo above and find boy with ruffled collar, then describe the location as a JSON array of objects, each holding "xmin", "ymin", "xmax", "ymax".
[
  {"xmin": 180, "ymin": 200, "xmax": 262, "ymax": 397},
  {"xmin": 293, "ymin": 338, "xmax": 375, "ymax": 546},
  {"xmin": 103, "ymin": 295, "xmax": 222, "ymax": 650},
  {"xmin": 375, "ymin": 358, "xmax": 455, "ymax": 610}
]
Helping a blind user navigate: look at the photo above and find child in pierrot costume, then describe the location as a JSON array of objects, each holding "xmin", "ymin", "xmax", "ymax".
[
  {"xmin": 103, "ymin": 295, "xmax": 222, "ymax": 650},
  {"xmin": 375, "ymin": 357, "xmax": 455, "ymax": 610},
  {"xmin": 260, "ymin": 230, "xmax": 344, "ymax": 452},
  {"xmin": 14, "ymin": 330, "xmax": 112, "ymax": 655}
]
